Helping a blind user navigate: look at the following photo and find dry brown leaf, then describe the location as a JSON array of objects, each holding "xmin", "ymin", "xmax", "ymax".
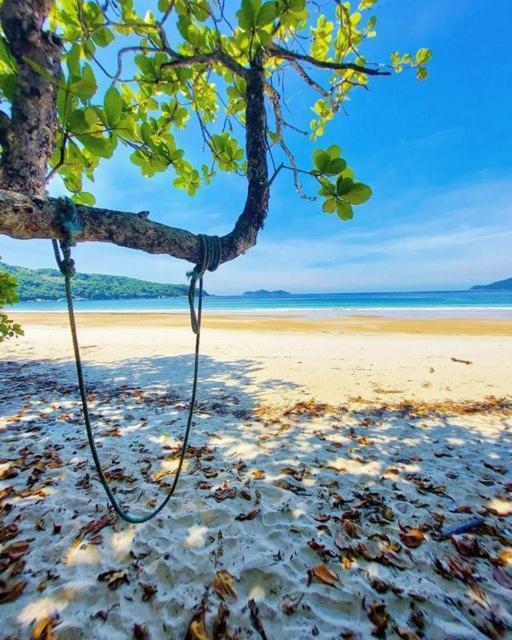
[
  {"xmin": 307, "ymin": 564, "xmax": 340, "ymax": 587},
  {"xmin": 252, "ymin": 470, "xmax": 265, "ymax": 480},
  {"xmin": 98, "ymin": 569, "xmax": 129, "ymax": 590},
  {"xmin": 367, "ymin": 602, "xmax": 390, "ymax": 639},
  {"xmin": 213, "ymin": 570, "xmax": 237, "ymax": 599},
  {"xmin": 399, "ymin": 529, "xmax": 425, "ymax": 549},
  {"xmin": 212, "ymin": 483, "xmax": 237, "ymax": 502},
  {"xmin": 281, "ymin": 592, "xmax": 303, "ymax": 615},
  {"xmin": 133, "ymin": 623, "xmax": 150, "ymax": 640},
  {"xmin": 0, "ymin": 580, "xmax": 27, "ymax": 604},
  {"xmin": 342, "ymin": 519, "xmax": 360, "ymax": 539},
  {"xmin": 0, "ymin": 539, "xmax": 30, "ymax": 561},
  {"xmin": 185, "ymin": 601, "xmax": 210, "ymax": 640},
  {"xmin": 30, "ymin": 615, "xmax": 58, "ymax": 640}
]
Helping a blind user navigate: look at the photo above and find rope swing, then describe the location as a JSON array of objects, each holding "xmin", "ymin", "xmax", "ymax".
[{"xmin": 52, "ymin": 198, "xmax": 222, "ymax": 523}]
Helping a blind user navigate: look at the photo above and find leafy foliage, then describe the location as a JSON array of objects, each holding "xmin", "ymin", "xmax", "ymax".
[
  {"xmin": 0, "ymin": 261, "xmax": 23, "ymax": 342},
  {"xmin": 0, "ymin": 0, "xmax": 431, "ymax": 220},
  {"xmin": 0, "ymin": 261, "xmax": 197, "ymax": 301}
]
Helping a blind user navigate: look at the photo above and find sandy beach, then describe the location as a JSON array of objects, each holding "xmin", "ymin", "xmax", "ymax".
[{"xmin": 1, "ymin": 312, "xmax": 511, "ymax": 639}]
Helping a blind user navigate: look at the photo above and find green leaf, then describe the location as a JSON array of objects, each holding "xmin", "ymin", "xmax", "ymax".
[
  {"xmin": 92, "ymin": 27, "xmax": 114, "ymax": 47},
  {"xmin": 325, "ymin": 158, "xmax": 347, "ymax": 175},
  {"xmin": 336, "ymin": 201, "xmax": 353, "ymax": 220},
  {"xmin": 326, "ymin": 145, "xmax": 341, "ymax": 160},
  {"xmin": 322, "ymin": 197, "xmax": 337, "ymax": 213},
  {"xmin": 71, "ymin": 64, "xmax": 97, "ymax": 100},
  {"xmin": 336, "ymin": 176, "xmax": 354, "ymax": 195},
  {"xmin": 77, "ymin": 134, "xmax": 113, "ymax": 158},
  {"xmin": 257, "ymin": 2, "xmax": 276, "ymax": 25},
  {"xmin": 416, "ymin": 67, "xmax": 428, "ymax": 80},
  {"xmin": 344, "ymin": 182, "xmax": 372, "ymax": 204},
  {"xmin": 313, "ymin": 150, "xmax": 331, "ymax": 173},
  {"xmin": 104, "ymin": 86, "xmax": 122, "ymax": 127},
  {"xmin": 416, "ymin": 48, "xmax": 432, "ymax": 65}
]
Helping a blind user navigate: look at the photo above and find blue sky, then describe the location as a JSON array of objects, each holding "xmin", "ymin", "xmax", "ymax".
[{"xmin": 1, "ymin": 0, "xmax": 511, "ymax": 294}]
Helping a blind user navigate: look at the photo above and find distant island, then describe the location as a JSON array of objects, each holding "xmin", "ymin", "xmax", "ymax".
[
  {"xmin": 0, "ymin": 262, "xmax": 200, "ymax": 301},
  {"xmin": 471, "ymin": 277, "xmax": 512, "ymax": 291},
  {"xmin": 243, "ymin": 289, "xmax": 291, "ymax": 296}
]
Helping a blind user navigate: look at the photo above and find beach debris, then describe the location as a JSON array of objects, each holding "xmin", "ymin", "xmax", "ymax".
[
  {"xmin": 213, "ymin": 570, "xmax": 237, "ymax": 600},
  {"xmin": 30, "ymin": 614, "xmax": 59, "ymax": 640},
  {"xmin": 0, "ymin": 580, "xmax": 27, "ymax": 604},
  {"xmin": 399, "ymin": 528, "xmax": 426, "ymax": 548},
  {"xmin": 438, "ymin": 517, "xmax": 485, "ymax": 539},
  {"xmin": 212, "ymin": 603, "xmax": 230, "ymax": 639},
  {"xmin": 185, "ymin": 597, "xmax": 210, "ymax": 640},
  {"xmin": 133, "ymin": 624, "xmax": 150, "ymax": 640},
  {"xmin": 140, "ymin": 582, "xmax": 158, "ymax": 602},
  {"xmin": 307, "ymin": 564, "xmax": 340, "ymax": 587},
  {"xmin": 98, "ymin": 569, "xmax": 130, "ymax": 590},
  {"xmin": 273, "ymin": 478, "xmax": 308, "ymax": 495},
  {"xmin": 308, "ymin": 539, "xmax": 337, "ymax": 561},
  {"xmin": 281, "ymin": 592, "xmax": 304, "ymax": 615},
  {"xmin": 451, "ymin": 534, "xmax": 487, "ymax": 558},
  {"xmin": 248, "ymin": 599, "xmax": 268, "ymax": 640},
  {"xmin": 0, "ymin": 523, "xmax": 19, "ymax": 543},
  {"xmin": 212, "ymin": 482, "xmax": 237, "ymax": 502},
  {"xmin": 342, "ymin": 519, "xmax": 360, "ymax": 539},
  {"xmin": 235, "ymin": 490, "xmax": 261, "ymax": 521},
  {"xmin": 365, "ymin": 601, "xmax": 390, "ymax": 639},
  {"xmin": 451, "ymin": 357, "xmax": 473, "ymax": 365}
]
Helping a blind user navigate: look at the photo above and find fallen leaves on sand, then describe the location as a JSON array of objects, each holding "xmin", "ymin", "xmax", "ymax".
[
  {"xmin": 133, "ymin": 624, "xmax": 150, "ymax": 640},
  {"xmin": 76, "ymin": 515, "xmax": 114, "ymax": 542},
  {"xmin": 98, "ymin": 569, "xmax": 130, "ymax": 590},
  {"xmin": 281, "ymin": 592, "xmax": 303, "ymax": 615},
  {"xmin": 0, "ymin": 523, "xmax": 19, "ymax": 544},
  {"xmin": 0, "ymin": 580, "xmax": 27, "ymax": 604},
  {"xmin": 399, "ymin": 529, "xmax": 425, "ymax": 549},
  {"xmin": 212, "ymin": 603, "xmax": 230, "ymax": 639},
  {"xmin": 185, "ymin": 599, "xmax": 210, "ymax": 640},
  {"xmin": 213, "ymin": 570, "xmax": 237, "ymax": 599},
  {"xmin": 140, "ymin": 582, "xmax": 158, "ymax": 602},
  {"xmin": 273, "ymin": 478, "xmax": 307, "ymax": 495},
  {"xmin": 212, "ymin": 482, "xmax": 237, "ymax": 502},
  {"xmin": 451, "ymin": 534, "xmax": 486, "ymax": 558},
  {"xmin": 366, "ymin": 601, "xmax": 390, "ymax": 639},
  {"xmin": 307, "ymin": 564, "xmax": 340, "ymax": 587},
  {"xmin": 235, "ymin": 490, "xmax": 261, "ymax": 521},
  {"xmin": 30, "ymin": 615, "xmax": 59, "ymax": 640},
  {"xmin": 248, "ymin": 599, "xmax": 268, "ymax": 640}
]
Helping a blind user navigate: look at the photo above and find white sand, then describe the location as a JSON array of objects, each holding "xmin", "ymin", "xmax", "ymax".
[{"xmin": 1, "ymin": 315, "xmax": 511, "ymax": 639}]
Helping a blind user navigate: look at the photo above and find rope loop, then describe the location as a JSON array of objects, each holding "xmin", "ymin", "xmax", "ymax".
[{"xmin": 188, "ymin": 234, "xmax": 222, "ymax": 334}]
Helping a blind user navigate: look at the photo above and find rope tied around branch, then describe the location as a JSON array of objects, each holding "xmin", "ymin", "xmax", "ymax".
[
  {"xmin": 187, "ymin": 233, "xmax": 222, "ymax": 334},
  {"xmin": 50, "ymin": 200, "xmax": 223, "ymax": 524}
]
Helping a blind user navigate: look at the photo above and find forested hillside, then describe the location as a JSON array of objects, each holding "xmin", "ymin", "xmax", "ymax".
[{"xmin": 0, "ymin": 263, "xmax": 192, "ymax": 300}]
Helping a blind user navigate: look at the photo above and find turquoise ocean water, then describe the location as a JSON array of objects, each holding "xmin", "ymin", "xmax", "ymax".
[{"xmin": 10, "ymin": 290, "xmax": 512, "ymax": 319}]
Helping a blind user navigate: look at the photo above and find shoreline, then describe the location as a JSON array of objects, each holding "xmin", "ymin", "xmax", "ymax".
[{"xmin": 7, "ymin": 311, "xmax": 512, "ymax": 336}]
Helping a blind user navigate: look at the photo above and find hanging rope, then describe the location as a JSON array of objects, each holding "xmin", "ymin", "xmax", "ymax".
[{"xmin": 52, "ymin": 199, "xmax": 222, "ymax": 524}]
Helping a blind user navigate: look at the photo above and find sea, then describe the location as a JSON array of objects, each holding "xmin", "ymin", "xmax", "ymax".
[{"xmin": 10, "ymin": 290, "xmax": 512, "ymax": 319}]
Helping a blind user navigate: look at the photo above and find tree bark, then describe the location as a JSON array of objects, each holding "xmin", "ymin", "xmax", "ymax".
[{"xmin": 0, "ymin": 0, "xmax": 62, "ymax": 196}]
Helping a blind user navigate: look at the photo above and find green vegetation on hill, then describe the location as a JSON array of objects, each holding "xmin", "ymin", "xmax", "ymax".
[{"xmin": 0, "ymin": 262, "xmax": 194, "ymax": 301}]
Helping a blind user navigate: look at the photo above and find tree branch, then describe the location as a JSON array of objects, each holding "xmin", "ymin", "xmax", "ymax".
[
  {"xmin": 268, "ymin": 44, "xmax": 391, "ymax": 76},
  {"xmin": 0, "ymin": 52, "xmax": 269, "ymax": 267}
]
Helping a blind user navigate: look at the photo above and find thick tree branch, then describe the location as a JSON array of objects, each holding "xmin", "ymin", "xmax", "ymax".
[
  {"xmin": 268, "ymin": 44, "xmax": 391, "ymax": 76},
  {"xmin": 0, "ymin": 52, "xmax": 269, "ymax": 266}
]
